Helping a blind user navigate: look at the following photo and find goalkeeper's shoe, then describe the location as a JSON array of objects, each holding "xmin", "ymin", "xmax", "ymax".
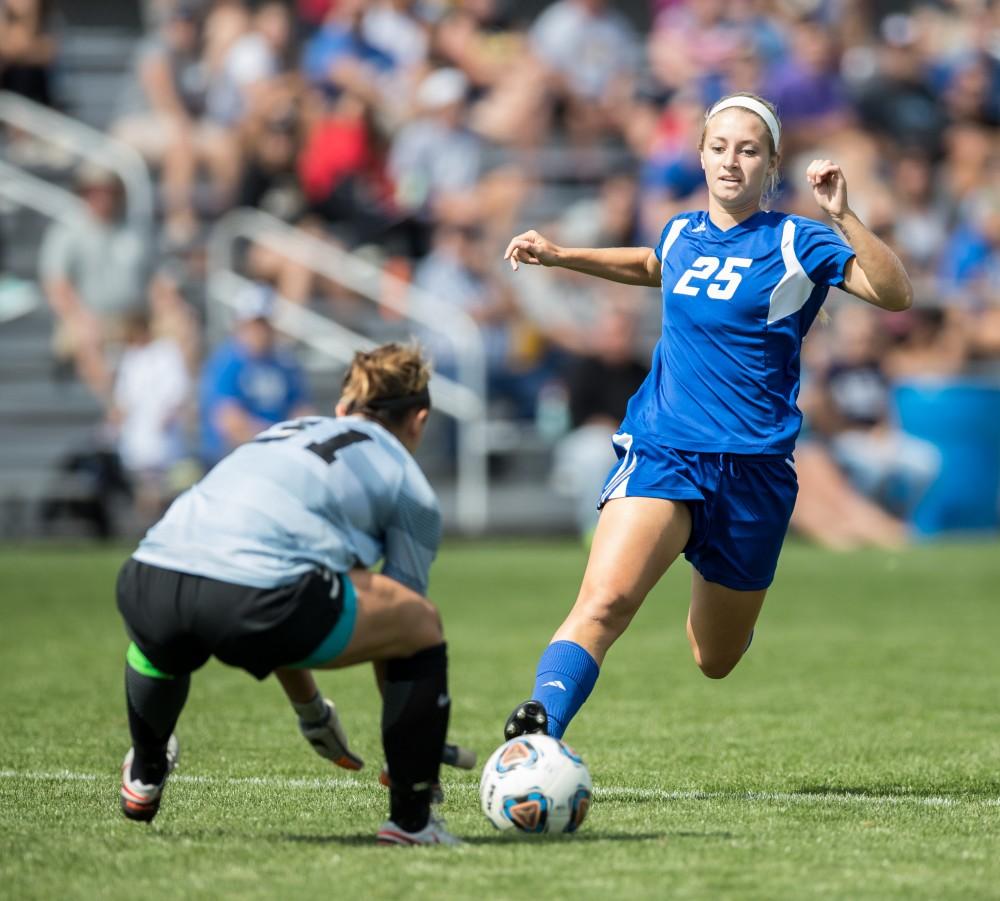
[
  {"xmin": 120, "ymin": 734, "xmax": 179, "ymax": 823},
  {"xmin": 378, "ymin": 743, "xmax": 476, "ymax": 803},
  {"xmin": 377, "ymin": 812, "xmax": 460, "ymax": 847},
  {"xmin": 378, "ymin": 771, "xmax": 444, "ymax": 805},
  {"xmin": 503, "ymin": 699, "xmax": 548, "ymax": 739}
]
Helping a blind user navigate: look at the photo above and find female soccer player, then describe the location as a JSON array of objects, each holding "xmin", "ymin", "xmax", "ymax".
[
  {"xmin": 501, "ymin": 92, "xmax": 912, "ymax": 741},
  {"xmin": 116, "ymin": 343, "xmax": 459, "ymax": 845}
]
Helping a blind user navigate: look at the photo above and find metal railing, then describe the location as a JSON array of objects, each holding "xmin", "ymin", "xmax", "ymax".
[
  {"xmin": 0, "ymin": 91, "xmax": 154, "ymax": 230},
  {"xmin": 207, "ymin": 208, "xmax": 491, "ymax": 534},
  {"xmin": 0, "ymin": 157, "xmax": 87, "ymax": 224}
]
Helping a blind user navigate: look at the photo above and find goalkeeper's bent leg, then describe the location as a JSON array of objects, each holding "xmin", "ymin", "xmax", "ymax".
[
  {"xmin": 125, "ymin": 643, "xmax": 190, "ymax": 784},
  {"xmin": 381, "ymin": 643, "xmax": 449, "ymax": 833}
]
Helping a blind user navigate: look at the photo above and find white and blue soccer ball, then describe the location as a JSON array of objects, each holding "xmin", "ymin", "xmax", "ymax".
[{"xmin": 479, "ymin": 735, "xmax": 592, "ymax": 835}]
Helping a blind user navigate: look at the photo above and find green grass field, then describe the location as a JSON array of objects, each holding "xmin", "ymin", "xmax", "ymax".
[{"xmin": 2, "ymin": 540, "xmax": 999, "ymax": 900}]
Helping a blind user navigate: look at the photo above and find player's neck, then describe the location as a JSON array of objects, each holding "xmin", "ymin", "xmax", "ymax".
[{"xmin": 707, "ymin": 199, "xmax": 762, "ymax": 232}]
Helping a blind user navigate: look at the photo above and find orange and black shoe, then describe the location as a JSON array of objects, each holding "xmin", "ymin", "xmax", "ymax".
[
  {"xmin": 119, "ymin": 734, "xmax": 179, "ymax": 823},
  {"xmin": 378, "ymin": 743, "xmax": 476, "ymax": 804},
  {"xmin": 378, "ymin": 768, "xmax": 444, "ymax": 805}
]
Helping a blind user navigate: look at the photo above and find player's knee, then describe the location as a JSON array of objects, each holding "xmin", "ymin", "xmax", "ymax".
[
  {"xmin": 400, "ymin": 596, "xmax": 444, "ymax": 653},
  {"xmin": 576, "ymin": 581, "xmax": 639, "ymax": 637},
  {"xmin": 692, "ymin": 648, "xmax": 741, "ymax": 680}
]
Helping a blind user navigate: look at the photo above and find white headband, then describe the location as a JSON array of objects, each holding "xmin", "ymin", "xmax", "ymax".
[{"xmin": 707, "ymin": 97, "xmax": 780, "ymax": 151}]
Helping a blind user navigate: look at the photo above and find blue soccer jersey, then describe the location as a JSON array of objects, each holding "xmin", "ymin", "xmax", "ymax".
[
  {"xmin": 624, "ymin": 209, "xmax": 854, "ymax": 455},
  {"xmin": 199, "ymin": 338, "xmax": 310, "ymax": 465}
]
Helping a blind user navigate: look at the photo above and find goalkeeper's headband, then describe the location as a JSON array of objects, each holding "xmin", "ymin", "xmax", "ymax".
[
  {"xmin": 707, "ymin": 97, "xmax": 781, "ymax": 151},
  {"xmin": 364, "ymin": 387, "xmax": 431, "ymax": 414}
]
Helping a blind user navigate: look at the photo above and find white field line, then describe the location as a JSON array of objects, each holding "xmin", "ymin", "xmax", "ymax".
[{"xmin": 1, "ymin": 769, "xmax": 997, "ymax": 808}]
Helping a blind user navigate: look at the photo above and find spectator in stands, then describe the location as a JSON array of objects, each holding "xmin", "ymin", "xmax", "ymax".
[
  {"xmin": 389, "ymin": 67, "xmax": 524, "ymax": 246},
  {"xmin": 236, "ymin": 79, "xmax": 305, "ymax": 220},
  {"xmin": 937, "ymin": 189, "xmax": 1000, "ymax": 308},
  {"xmin": 39, "ymin": 164, "xmax": 153, "ymax": 401},
  {"xmin": 388, "ymin": 67, "xmax": 481, "ymax": 231},
  {"xmin": 302, "ymin": 0, "xmax": 396, "ymax": 112},
  {"xmin": 529, "ymin": 0, "xmax": 641, "ymax": 141},
  {"xmin": 940, "ymin": 51, "xmax": 1000, "ymax": 129},
  {"xmin": 431, "ymin": 1, "xmax": 551, "ymax": 149},
  {"xmin": 0, "ymin": 0, "xmax": 56, "ymax": 107},
  {"xmin": 647, "ymin": 0, "xmax": 741, "ymax": 100},
  {"xmin": 789, "ymin": 441, "xmax": 909, "ymax": 551},
  {"xmin": 550, "ymin": 302, "xmax": 648, "ymax": 542},
  {"xmin": 882, "ymin": 304, "xmax": 970, "ymax": 383},
  {"xmin": 361, "ymin": 0, "xmax": 429, "ymax": 83},
  {"xmin": 204, "ymin": 0, "xmax": 292, "ymax": 130},
  {"xmin": 108, "ymin": 310, "xmax": 192, "ymax": 527},
  {"xmin": 414, "ymin": 221, "xmax": 546, "ymax": 419},
  {"xmin": 628, "ymin": 87, "xmax": 709, "ymax": 238},
  {"xmin": 949, "ymin": 119, "xmax": 993, "ymax": 196},
  {"xmin": 854, "ymin": 14, "xmax": 949, "ymax": 158},
  {"xmin": 804, "ymin": 305, "xmax": 940, "ymax": 520},
  {"xmin": 763, "ymin": 14, "xmax": 854, "ymax": 154},
  {"xmin": 430, "ymin": 0, "xmax": 522, "ymax": 91},
  {"xmin": 114, "ymin": 0, "xmax": 239, "ymax": 245},
  {"xmin": 147, "ymin": 262, "xmax": 201, "ymax": 373},
  {"xmin": 298, "ymin": 87, "xmax": 404, "ymax": 251},
  {"xmin": 199, "ymin": 282, "xmax": 313, "ymax": 467},
  {"xmin": 888, "ymin": 150, "xmax": 950, "ymax": 280}
]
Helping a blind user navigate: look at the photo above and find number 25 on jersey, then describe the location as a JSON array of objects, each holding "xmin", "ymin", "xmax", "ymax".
[{"xmin": 672, "ymin": 256, "xmax": 753, "ymax": 301}]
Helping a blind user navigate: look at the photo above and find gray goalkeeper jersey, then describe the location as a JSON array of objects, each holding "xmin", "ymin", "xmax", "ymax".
[{"xmin": 134, "ymin": 416, "xmax": 441, "ymax": 594}]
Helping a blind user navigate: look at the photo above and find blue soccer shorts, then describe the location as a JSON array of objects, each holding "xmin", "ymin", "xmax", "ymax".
[{"xmin": 598, "ymin": 432, "xmax": 798, "ymax": 591}]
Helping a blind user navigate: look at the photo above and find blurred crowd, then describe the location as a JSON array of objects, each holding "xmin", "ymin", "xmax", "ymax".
[{"xmin": 4, "ymin": 0, "xmax": 1000, "ymax": 542}]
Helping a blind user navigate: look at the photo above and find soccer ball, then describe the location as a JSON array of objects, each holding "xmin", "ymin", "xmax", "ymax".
[{"xmin": 479, "ymin": 735, "xmax": 592, "ymax": 835}]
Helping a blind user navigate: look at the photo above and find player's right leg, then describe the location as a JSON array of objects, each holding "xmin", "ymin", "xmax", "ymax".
[
  {"xmin": 116, "ymin": 559, "xmax": 204, "ymax": 823},
  {"xmin": 506, "ymin": 496, "xmax": 692, "ymax": 740},
  {"xmin": 315, "ymin": 571, "xmax": 457, "ymax": 846},
  {"xmin": 120, "ymin": 643, "xmax": 189, "ymax": 822}
]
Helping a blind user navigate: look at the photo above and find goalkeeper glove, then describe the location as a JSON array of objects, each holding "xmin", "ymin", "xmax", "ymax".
[{"xmin": 293, "ymin": 695, "xmax": 364, "ymax": 771}]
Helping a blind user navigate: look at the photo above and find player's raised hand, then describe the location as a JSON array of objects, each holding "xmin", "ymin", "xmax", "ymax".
[
  {"xmin": 504, "ymin": 230, "xmax": 559, "ymax": 271},
  {"xmin": 806, "ymin": 159, "xmax": 849, "ymax": 219}
]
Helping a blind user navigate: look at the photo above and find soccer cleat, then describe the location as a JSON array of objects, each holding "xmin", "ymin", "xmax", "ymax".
[
  {"xmin": 119, "ymin": 734, "xmax": 179, "ymax": 823},
  {"xmin": 378, "ymin": 768, "xmax": 445, "ymax": 805},
  {"xmin": 376, "ymin": 813, "xmax": 460, "ymax": 846},
  {"xmin": 441, "ymin": 742, "xmax": 477, "ymax": 770},
  {"xmin": 503, "ymin": 699, "xmax": 549, "ymax": 739},
  {"xmin": 378, "ymin": 743, "xmax": 477, "ymax": 803}
]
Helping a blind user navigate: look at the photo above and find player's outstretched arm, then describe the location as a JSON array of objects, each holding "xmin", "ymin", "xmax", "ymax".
[
  {"xmin": 274, "ymin": 667, "xmax": 365, "ymax": 771},
  {"xmin": 504, "ymin": 229, "xmax": 660, "ymax": 287},
  {"xmin": 806, "ymin": 159, "xmax": 913, "ymax": 312}
]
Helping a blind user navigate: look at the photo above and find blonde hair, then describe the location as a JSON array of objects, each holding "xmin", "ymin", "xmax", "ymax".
[
  {"xmin": 700, "ymin": 91, "xmax": 782, "ymax": 205},
  {"xmin": 340, "ymin": 343, "xmax": 431, "ymax": 427}
]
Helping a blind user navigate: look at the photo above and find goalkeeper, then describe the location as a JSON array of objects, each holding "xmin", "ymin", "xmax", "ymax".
[{"xmin": 115, "ymin": 344, "xmax": 465, "ymax": 846}]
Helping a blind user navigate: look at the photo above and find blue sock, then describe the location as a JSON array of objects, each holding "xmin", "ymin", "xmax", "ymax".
[{"xmin": 532, "ymin": 641, "xmax": 600, "ymax": 739}]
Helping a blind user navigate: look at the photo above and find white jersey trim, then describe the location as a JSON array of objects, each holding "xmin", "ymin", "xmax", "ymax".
[
  {"xmin": 767, "ymin": 219, "xmax": 816, "ymax": 324},
  {"xmin": 659, "ymin": 219, "xmax": 689, "ymax": 278},
  {"xmin": 600, "ymin": 432, "xmax": 636, "ymax": 504}
]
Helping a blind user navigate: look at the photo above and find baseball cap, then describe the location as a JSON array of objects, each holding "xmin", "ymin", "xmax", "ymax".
[
  {"xmin": 417, "ymin": 68, "xmax": 468, "ymax": 110},
  {"xmin": 232, "ymin": 282, "xmax": 276, "ymax": 322}
]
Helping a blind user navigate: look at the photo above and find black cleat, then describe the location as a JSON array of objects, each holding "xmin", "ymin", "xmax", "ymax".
[{"xmin": 503, "ymin": 700, "xmax": 549, "ymax": 740}]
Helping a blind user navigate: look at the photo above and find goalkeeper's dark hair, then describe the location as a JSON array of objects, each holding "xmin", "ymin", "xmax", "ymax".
[{"xmin": 340, "ymin": 343, "xmax": 432, "ymax": 428}]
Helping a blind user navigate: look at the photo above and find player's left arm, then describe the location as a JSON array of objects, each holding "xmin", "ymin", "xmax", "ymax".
[
  {"xmin": 381, "ymin": 483, "xmax": 442, "ymax": 597},
  {"xmin": 273, "ymin": 666, "xmax": 365, "ymax": 771},
  {"xmin": 806, "ymin": 159, "xmax": 913, "ymax": 312}
]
